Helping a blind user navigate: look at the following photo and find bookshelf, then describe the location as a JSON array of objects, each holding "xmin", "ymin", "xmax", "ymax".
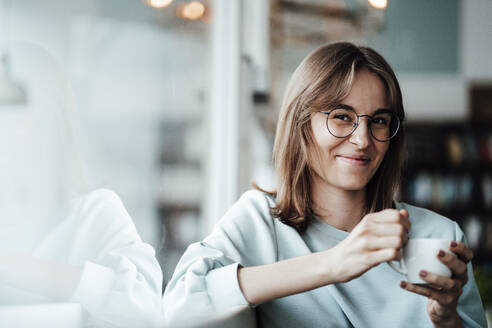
[
  {"xmin": 400, "ymin": 122, "xmax": 492, "ymax": 265},
  {"xmin": 157, "ymin": 118, "xmax": 204, "ymax": 287}
]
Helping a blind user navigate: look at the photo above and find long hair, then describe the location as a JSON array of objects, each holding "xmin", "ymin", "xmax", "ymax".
[{"xmin": 263, "ymin": 42, "xmax": 406, "ymax": 230}]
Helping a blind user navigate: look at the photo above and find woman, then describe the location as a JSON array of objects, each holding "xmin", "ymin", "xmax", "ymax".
[
  {"xmin": 0, "ymin": 43, "xmax": 163, "ymax": 327},
  {"xmin": 163, "ymin": 42, "xmax": 486, "ymax": 327}
]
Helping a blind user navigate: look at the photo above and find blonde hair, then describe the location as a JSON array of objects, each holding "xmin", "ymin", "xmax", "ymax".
[{"xmin": 263, "ymin": 42, "xmax": 406, "ymax": 230}]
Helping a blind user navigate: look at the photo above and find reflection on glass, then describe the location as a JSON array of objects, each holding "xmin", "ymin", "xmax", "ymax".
[{"xmin": 0, "ymin": 43, "xmax": 163, "ymax": 328}]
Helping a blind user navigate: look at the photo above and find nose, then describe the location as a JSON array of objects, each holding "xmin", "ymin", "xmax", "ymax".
[{"xmin": 348, "ymin": 117, "xmax": 371, "ymax": 149}]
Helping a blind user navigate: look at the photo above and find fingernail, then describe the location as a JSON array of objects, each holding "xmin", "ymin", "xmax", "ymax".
[
  {"xmin": 419, "ymin": 270, "xmax": 427, "ymax": 277},
  {"xmin": 400, "ymin": 281, "xmax": 407, "ymax": 288},
  {"xmin": 451, "ymin": 241, "xmax": 457, "ymax": 248},
  {"xmin": 438, "ymin": 250, "xmax": 445, "ymax": 257}
]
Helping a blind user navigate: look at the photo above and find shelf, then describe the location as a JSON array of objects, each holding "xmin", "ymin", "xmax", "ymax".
[
  {"xmin": 158, "ymin": 203, "xmax": 200, "ymax": 213},
  {"xmin": 158, "ymin": 164, "xmax": 203, "ymax": 208},
  {"xmin": 402, "ymin": 121, "xmax": 492, "ymax": 264},
  {"xmin": 404, "ymin": 163, "xmax": 492, "ymax": 173}
]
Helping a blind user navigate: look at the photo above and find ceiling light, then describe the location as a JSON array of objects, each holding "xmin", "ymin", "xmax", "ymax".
[
  {"xmin": 368, "ymin": 0, "xmax": 387, "ymax": 10},
  {"xmin": 146, "ymin": 0, "xmax": 173, "ymax": 9},
  {"xmin": 182, "ymin": 1, "xmax": 205, "ymax": 20}
]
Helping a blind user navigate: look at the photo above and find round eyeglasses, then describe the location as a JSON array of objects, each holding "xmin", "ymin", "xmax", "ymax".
[{"xmin": 321, "ymin": 107, "xmax": 400, "ymax": 142}]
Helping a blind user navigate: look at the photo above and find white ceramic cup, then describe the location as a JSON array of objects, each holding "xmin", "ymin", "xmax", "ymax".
[{"xmin": 388, "ymin": 238, "xmax": 455, "ymax": 284}]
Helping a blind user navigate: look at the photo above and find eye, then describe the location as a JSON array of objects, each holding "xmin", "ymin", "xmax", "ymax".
[
  {"xmin": 333, "ymin": 113, "xmax": 352, "ymax": 121},
  {"xmin": 372, "ymin": 116, "xmax": 390, "ymax": 126},
  {"xmin": 329, "ymin": 108, "xmax": 356, "ymax": 124}
]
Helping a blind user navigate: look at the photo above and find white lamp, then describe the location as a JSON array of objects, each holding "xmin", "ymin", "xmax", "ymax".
[
  {"xmin": 0, "ymin": 0, "xmax": 27, "ymax": 107},
  {"xmin": 0, "ymin": 54, "xmax": 27, "ymax": 106}
]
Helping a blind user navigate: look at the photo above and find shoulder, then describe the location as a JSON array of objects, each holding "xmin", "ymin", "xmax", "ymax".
[
  {"xmin": 69, "ymin": 188, "xmax": 136, "ymax": 234},
  {"xmin": 202, "ymin": 190, "xmax": 285, "ymax": 265},
  {"xmin": 233, "ymin": 189, "xmax": 275, "ymax": 213},
  {"xmin": 74, "ymin": 188, "xmax": 125, "ymax": 210},
  {"xmin": 219, "ymin": 189, "xmax": 275, "ymax": 225},
  {"xmin": 394, "ymin": 201, "xmax": 461, "ymax": 240},
  {"xmin": 212, "ymin": 189, "xmax": 277, "ymax": 239}
]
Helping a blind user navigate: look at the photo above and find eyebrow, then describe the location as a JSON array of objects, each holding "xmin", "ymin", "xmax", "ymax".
[{"xmin": 335, "ymin": 103, "xmax": 393, "ymax": 115}]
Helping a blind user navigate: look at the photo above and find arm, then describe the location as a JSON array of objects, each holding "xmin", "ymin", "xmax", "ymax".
[
  {"xmin": 1, "ymin": 190, "xmax": 163, "ymax": 328},
  {"xmin": 162, "ymin": 232, "xmax": 260, "ymax": 327},
  {"xmin": 238, "ymin": 250, "xmax": 335, "ymax": 305},
  {"xmin": 163, "ymin": 188, "xmax": 410, "ymax": 328},
  {"xmin": 0, "ymin": 190, "xmax": 162, "ymax": 327},
  {"xmin": 0, "ymin": 249, "xmax": 82, "ymax": 301},
  {"xmin": 70, "ymin": 244, "xmax": 162, "ymax": 328},
  {"xmin": 238, "ymin": 208, "xmax": 411, "ymax": 305},
  {"xmin": 163, "ymin": 192, "xmax": 281, "ymax": 327},
  {"xmin": 68, "ymin": 190, "xmax": 163, "ymax": 328}
]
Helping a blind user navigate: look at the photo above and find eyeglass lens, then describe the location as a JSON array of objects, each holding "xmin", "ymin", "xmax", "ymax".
[{"xmin": 326, "ymin": 108, "xmax": 399, "ymax": 141}]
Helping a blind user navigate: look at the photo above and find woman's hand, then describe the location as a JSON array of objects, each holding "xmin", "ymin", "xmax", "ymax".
[
  {"xmin": 399, "ymin": 242, "xmax": 473, "ymax": 328},
  {"xmin": 329, "ymin": 209, "xmax": 410, "ymax": 283}
]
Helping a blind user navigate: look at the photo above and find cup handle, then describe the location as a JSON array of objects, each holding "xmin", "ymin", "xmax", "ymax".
[{"xmin": 387, "ymin": 249, "xmax": 407, "ymax": 275}]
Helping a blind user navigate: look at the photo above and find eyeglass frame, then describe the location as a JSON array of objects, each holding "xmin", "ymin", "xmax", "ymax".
[{"xmin": 320, "ymin": 105, "xmax": 401, "ymax": 142}]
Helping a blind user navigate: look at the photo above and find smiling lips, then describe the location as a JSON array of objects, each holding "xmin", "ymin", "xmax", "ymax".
[{"xmin": 336, "ymin": 154, "xmax": 371, "ymax": 166}]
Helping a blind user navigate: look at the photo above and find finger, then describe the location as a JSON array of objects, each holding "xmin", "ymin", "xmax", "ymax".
[
  {"xmin": 365, "ymin": 235, "xmax": 404, "ymax": 250},
  {"xmin": 367, "ymin": 248, "xmax": 400, "ymax": 263},
  {"xmin": 400, "ymin": 281, "xmax": 456, "ymax": 306},
  {"xmin": 372, "ymin": 209, "xmax": 411, "ymax": 232},
  {"xmin": 399, "ymin": 209, "xmax": 409, "ymax": 220},
  {"xmin": 370, "ymin": 223, "xmax": 408, "ymax": 241},
  {"xmin": 426, "ymin": 284, "xmax": 444, "ymax": 292},
  {"xmin": 449, "ymin": 241, "xmax": 474, "ymax": 263},
  {"xmin": 437, "ymin": 249, "xmax": 468, "ymax": 282},
  {"xmin": 398, "ymin": 209, "xmax": 410, "ymax": 233},
  {"xmin": 418, "ymin": 270, "xmax": 461, "ymax": 294},
  {"xmin": 399, "ymin": 209, "xmax": 411, "ymax": 233}
]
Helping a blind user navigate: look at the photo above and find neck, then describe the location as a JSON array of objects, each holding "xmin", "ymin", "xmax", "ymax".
[{"xmin": 310, "ymin": 178, "xmax": 367, "ymax": 232}]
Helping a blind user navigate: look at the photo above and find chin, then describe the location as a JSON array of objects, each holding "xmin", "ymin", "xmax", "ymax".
[
  {"xmin": 341, "ymin": 184, "xmax": 367, "ymax": 192},
  {"xmin": 337, "ymin": 178, "xmax": 370, "ymax": 191}
]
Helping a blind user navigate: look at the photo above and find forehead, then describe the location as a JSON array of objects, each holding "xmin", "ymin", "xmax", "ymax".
[
  {"xmin": 340, "ymin": 69, "xmax": 389, "ymax": 113},
  {"xmin": 333, "ymin": 104, "xmax": 392, "ymax": 117}
]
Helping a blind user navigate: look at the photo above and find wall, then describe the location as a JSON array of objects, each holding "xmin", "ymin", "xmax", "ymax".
[
  {"xmin": 462, "ymin": 0, "xmax": 492, "ymax": 80},
  {"xmin": 397, "ymin": 0, "xmax": 492, "ymax": 121},
  {"xmin": 363, "ymin": 0, "xmax": 492, "ymax": 121},
  {"xmin": 4, "ymin": 0, "xmax": 210, "ymax": 249}
]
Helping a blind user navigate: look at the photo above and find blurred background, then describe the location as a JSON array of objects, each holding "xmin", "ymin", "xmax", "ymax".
[{"xmin": 0, "ymin": 0, "xmax": 491, "ymax": 324}]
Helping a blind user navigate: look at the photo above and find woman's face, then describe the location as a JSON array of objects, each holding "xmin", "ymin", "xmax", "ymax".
[{"xmin": 309, "ymin": 69, "xmax": 390, "ymax": 193}]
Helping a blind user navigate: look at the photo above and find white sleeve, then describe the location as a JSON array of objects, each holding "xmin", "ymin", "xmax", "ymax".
[
  {"xmin": 68, "ymin": 189, "xmax": 163, "ymax": 328},
  {"xmin": 453, "ymin": 222, "xmax": 488, "ymax": 328},
  {"xmin": 163, "ymin": 191, "xmax": 278, "ymax": 328}
]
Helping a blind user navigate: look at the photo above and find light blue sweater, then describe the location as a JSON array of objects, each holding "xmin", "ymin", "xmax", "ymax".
[{"xmin": 163, "ymin": 190, "xmax": 487, "ymax": 327}]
